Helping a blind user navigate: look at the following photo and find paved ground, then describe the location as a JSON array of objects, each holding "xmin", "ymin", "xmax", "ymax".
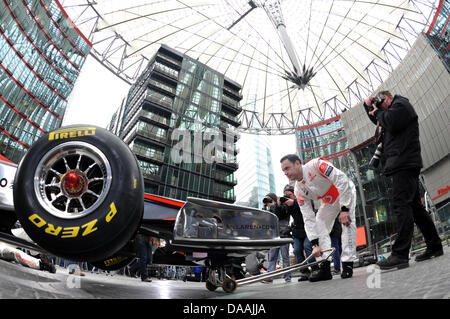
[{"xmin": 0, "ymin": 245, "xmax": 448, "ymax": 301}]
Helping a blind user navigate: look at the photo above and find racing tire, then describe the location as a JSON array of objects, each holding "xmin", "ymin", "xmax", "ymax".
[
  {"xmin": 13, "ymin": 125, "xmax": 144, "ymax": 262},
  {"xmin": 91, "ymin": 255, "xmax": 136, "ymax": 271},
  {"xmin": 91, "ymin": 240, "xmax": 137, "ymax": 271}
]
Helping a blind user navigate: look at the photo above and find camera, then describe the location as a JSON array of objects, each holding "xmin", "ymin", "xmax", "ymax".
[
  {"xmin": 262, "ymin": 198, "xmax": 273, "ymax": 204},
  {"xmin": 369, "ymin": 93, "xmax": 385, "ymax": 112},
  {"xmin": 279, "ymin": 196, "xmax": 289, "ymax": 204},
  {"xmin": 369, "ymin": 142, "xmax": 383, "ymax": 169}
]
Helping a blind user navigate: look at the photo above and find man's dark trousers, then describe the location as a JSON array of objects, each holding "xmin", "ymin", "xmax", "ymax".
[{"xmin": 391, "ymin": 168, "xmax": 441, "ymax": 258}]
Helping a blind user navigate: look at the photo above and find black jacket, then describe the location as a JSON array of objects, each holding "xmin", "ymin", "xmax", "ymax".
[
  {"xmin": 364, "ymin": 95, "xmax": 422, "ymax": 176},
  {"xmin": 285, "ymin": 200, "xmax": 307, "ymax": 239},
  {"xmin": 329, "ymin": 217, "xmax": 342, "ymax": 239},
  {"xmin": 269, "ymin": 204, "xmax": 291, "ymax": 237}
]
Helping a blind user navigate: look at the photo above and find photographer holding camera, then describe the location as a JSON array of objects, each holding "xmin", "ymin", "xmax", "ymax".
[
  {"xmin": 262, "ymin": 193, "xmax": 292, "ymax": 283},
  {"xmin": 282, "ymin": 184, "xmax": 317, "ymax": 281},
  {"xmin": 364, "ymin": 91, "xmax": 443, "ymax": 270}
]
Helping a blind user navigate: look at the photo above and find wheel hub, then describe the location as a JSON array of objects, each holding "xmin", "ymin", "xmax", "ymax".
[
  {"xmin": 34, "ymin": 141, "xmax": 112, "ymax": 219},
  {"xmin": 61, "ymin": 170, "xmax": 86, "ymax": 197}
]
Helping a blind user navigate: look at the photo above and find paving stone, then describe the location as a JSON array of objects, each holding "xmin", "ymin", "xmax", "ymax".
[{"xmin": 0, "ymin": 245, "xmax": 448, "ymax": 300}]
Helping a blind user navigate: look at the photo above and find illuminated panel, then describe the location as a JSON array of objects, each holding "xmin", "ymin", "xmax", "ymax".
[{"xmin": 356, "ymin": 226, "xmax": 367, "ymax": 247}]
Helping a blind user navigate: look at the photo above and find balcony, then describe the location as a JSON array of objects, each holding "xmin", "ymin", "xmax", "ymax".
[
  {"xmin": 133, "ymin": 147, "xmax": 165, "ymax": 164},
  {"xmin": 222, "ymin": 95, "xmax": 242, "ymax": 116},
  {"xmin": 214, "ymin": 174, "xmax": 238, "ymax": 186},
  {"xmin": 153, "ymin": 63, "xmax": 178, "ymax": 80},
  {"xmin": 144, "ymin": 89, "xmax": 174, "ymax": 112},
  {"xmin": 140, "ymin": 109, "xmax": 170, "ymax": 128},
  {"xmin": 142, "ymin": 171, "xmax": 161, "ymax": 183},
  {"xmin": 220, "ymin": 111, "xmax": 241, "ymax": 127},
  {"xmin": 223, "ymin": 85, "xmax": 243, "ymax": 101},
  {"xmin": 216, "ymin": 158, "xmax": 239, "ymax": 170},
  {"xmin": 155, "ymin": 53, "xmax": 182, "ymax": 70},
  {"xmin": 135, "ymin": 126, "xmax": 168, "ymax": 146},
  {"xmin": 212, "ymin": 191, "xmax": 236, "ymax": 203},
  {"xmin": 148, "ymin": 78, "xmax": 176, "ymax": 97}
]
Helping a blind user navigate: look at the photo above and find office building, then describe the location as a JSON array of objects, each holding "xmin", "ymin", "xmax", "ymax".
[
  {"xmin": 108, "ymin": 45, "xmax": 242, "ymax": 203},
  {"xmin": 0, "ymin": 0, "xmax": 92, "ymax": 162},
  {"xmin": 235, "ymin": 134, "xmax": 277, "ymax": 209}
]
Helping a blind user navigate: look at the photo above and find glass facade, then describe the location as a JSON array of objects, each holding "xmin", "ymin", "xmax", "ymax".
[
  {"xmin": 296, "ymin": 117, "xmax": 398, "ymax": 248},
  {"xmin": 109, "ymin": 45, "xmax": 241, "ymax": 203},
  {"xmin": 0, "ymin": 0, "xmax": 91, "ymax": 163},
  {"xmin": 296, "ymin": 116, "xmax": 349, "ymax": 163},
  {"xmin": 350, "ymin": 144, "xmax": 397, "ymax": 245}
]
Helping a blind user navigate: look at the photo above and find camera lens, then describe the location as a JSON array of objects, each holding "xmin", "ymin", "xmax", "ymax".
[{"xmin": 369, "ymin": 143, "xmax": 383, "ymax": 169}]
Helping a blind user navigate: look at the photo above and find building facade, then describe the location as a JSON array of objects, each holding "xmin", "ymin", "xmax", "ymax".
[
  {"xmin": 108, "ymin": 45, "xmax": 242, "ymax": 203},
  {"xmin": 296, "ymin": 115, "xmax": 349, "ymax": 163},
  {"xmin": 0, "ymin": 0, "xmax": 92, "ymax": 163},
  {"xmin": 234, "ymin": 134, "xmax": 277, "ymax": 209},
  {"xmin": 424, "ymin": 0, "xmax": 449, "ymax": 71}
]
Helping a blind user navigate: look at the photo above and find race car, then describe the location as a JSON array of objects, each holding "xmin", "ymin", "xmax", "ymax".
[{"xmin": 0, "ymin": 125, "xmax": 291, "ymax": 291}]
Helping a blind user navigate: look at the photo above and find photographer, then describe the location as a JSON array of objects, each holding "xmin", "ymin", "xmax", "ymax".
[
  {"xmin": 282, "ymin": 184, "xmax": 316, "ymax": 281},
  {"xmin": 262, "ymin": 193, "xmax": 292, "ymax": 283},
  {"xmin": 364, "ymin": 91, "xmax": 443, "ymax": 270}
]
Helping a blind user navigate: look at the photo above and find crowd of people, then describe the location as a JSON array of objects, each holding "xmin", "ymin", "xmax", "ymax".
[{"xmin": 257, "ymin": 90, "xmax": 444, "ymax": 283}]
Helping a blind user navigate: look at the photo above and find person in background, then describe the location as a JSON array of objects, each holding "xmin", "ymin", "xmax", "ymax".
[
  {"xmin": 130, "ymin": 234, "xmax": 153, "ymax": 282},
  {"xmin": 282, "ymin": 184, "xmax": 316, "ymax": 282},
  {"xmin": 0, "ymin": 227, "xmax": 55, "ymax": 273},
  {"xmin": 329, "ymin": 217, "xmax": 342, "ymax": 275},
  {"xmin": 262, "ymin": 193, "xmax": 292, "ymax": 283}
]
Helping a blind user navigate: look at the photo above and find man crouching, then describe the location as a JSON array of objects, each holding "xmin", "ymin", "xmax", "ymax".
[{"xmin": 280, "ymin": 154, "xmax": 357, "ymax": 281}]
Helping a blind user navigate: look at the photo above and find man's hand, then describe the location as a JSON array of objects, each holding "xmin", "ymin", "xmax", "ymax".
[
  {"xmin": 276, "ymin": 197, "xmax": 281, "ymax": 206},
  {"xmin": 284, "ymin": 198, "xmax": 295, "ymax": 206},
  {"xmin": 339, "ymin": 211, "xmax": 351, "ymax": 227},
  {"xmin": 311, "ymin": 245, "xmax": 323, "ymax": 258},
  {"xmin": 368, "ymin": 104, "xmax": 378, "ymax": 116},
  {"xmin": 365, "ymin": 96, "xmax": 379, "ymax": 116}
]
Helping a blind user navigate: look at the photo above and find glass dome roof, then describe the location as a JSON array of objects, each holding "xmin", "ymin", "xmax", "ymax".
[{"xmin": 61, "ymin": 0, "xmax": 437, "ymax": 134}]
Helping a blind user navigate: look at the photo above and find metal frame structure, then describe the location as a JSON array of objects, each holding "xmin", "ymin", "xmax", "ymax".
[{"xmin": 60, "ymin": 0, "xmax": 439, "ymax": 135}]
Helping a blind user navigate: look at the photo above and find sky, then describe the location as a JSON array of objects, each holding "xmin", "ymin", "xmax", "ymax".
[
  {"xmin": 63, "ymin": 55, "xmax": 297, "ymax": 196},
  {"xmin": 63, "ymin": 55, "xmax": 130, "ymax": 128}
]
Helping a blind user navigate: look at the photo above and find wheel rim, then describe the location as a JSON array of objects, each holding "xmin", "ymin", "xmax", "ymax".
[{"xmin": 33, "ymin": 142, "xmax": 112, "ymax": 219}]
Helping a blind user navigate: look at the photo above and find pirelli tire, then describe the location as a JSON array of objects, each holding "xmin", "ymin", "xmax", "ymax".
[
  {"xmin": 13, "ymin": 125, "xmax": 144, "ymax": 262},
  {"xmin": 90, "ymin": 240, "xmax": 137, "ymax": 271}
]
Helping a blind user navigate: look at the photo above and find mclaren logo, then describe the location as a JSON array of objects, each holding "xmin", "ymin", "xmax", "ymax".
[{"xmin": 48, "ymin": 127, "xmax": 96, "ymax": 141}]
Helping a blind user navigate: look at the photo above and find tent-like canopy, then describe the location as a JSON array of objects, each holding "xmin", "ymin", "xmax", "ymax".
[{"xmin": 61, "ymin": 0, "xmax": 438, "ymax": 134}]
